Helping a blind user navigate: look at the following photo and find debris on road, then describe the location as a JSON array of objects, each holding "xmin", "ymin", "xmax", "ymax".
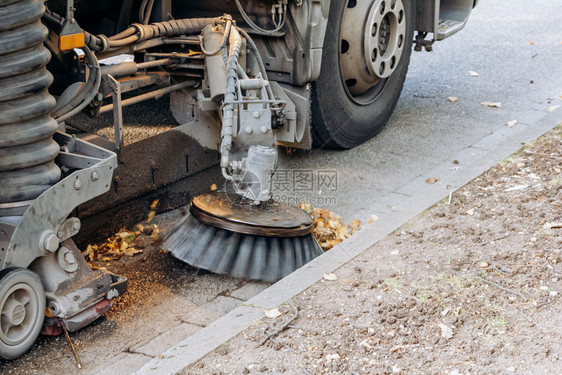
[
  {"xmin": 481, "ymin": 101, "xmax": 502, "ymax": 108},
  {"xmin": 86, "ymin": 202, "xmax": 161, "ymax": 261},
  {"xmin": 298, "ymin": 203, "xmax": 357, "ymax": 250}
]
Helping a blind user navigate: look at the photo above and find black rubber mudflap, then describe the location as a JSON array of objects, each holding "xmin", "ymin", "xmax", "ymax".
[{"xmin": 163, "ymin": 214, "xmax": 323, "ymax": 282}]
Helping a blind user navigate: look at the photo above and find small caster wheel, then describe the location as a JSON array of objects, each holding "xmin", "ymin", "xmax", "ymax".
[{"xmin": 0, "ymin": 268, "xmax": 45, "ymax": 360}]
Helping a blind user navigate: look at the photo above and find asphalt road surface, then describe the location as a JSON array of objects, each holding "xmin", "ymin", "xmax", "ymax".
[
  {"xmin": 278, "ymin": 0, "xmax": 562, "ymax": 223},
  {"xmin": 2, "ymin": 1, "xmax": 561, "ymax": 373}
]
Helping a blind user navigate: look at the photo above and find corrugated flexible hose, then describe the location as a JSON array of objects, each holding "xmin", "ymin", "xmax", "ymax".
[{"xmin": 0, "ymin": 0, "xmax": 61, "ymax": 215}]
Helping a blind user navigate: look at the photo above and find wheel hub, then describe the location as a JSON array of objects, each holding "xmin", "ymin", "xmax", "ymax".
[
  {"xmin": 340, "ymin": 0, "xmax": 407, "ymax": 102},
  {"xmin": 8, "ymin": 304, "xmax": 26, "ymax": 327},
  {"xmin": 0, "ymin": 284, "xmax": 35, "ymax": 346}
]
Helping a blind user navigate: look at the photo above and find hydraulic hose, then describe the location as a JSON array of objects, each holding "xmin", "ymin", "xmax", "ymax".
[
  {"xmin": 85, "ymin": 17, "xmax": 224, "ymax": 53},
  {"xmin": 220, "ymin": 26, "xmax": 243, "ymax": 179},
  {"xmin": 53, "ymin": 46, "xmax": 101, "ymax": 123}
]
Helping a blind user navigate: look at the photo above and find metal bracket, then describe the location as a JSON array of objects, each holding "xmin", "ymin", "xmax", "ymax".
[
  {"xmin": 414, "ymin": 31, "xmax": 434, "ymax": 52},
  {"xmin": 66, "ymin": 0, "xmax": 75, "ymax": 24},
  {"xmin": 102, "ymin": 74, "xmax": 124, "ymax": 152},
  {"xmin": 1, "ymin": 132, "xmax": 117, "ymax": 269}
]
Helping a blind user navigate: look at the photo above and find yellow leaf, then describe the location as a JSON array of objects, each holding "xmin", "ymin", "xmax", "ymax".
[
  {"xmin": 425, "ymin": 177, "xmax": 439, "ymax": 184},
  {"xmin": 123, "ymin": 234, "xmax": 136, "ymax": 244},
  {"xmin": 119, "ymin": 231, "xmax": 132, "ymax": 239},
  {"xmin": 150, "ymin": 200, "xmax": 159, "ymax": 210},
  {"xmin": 147, "ymin": 210, "xmax": 156, "ymax": 223},
  {"xmin": 210, "ymin": 183, "xmax": 218, "ymax": 191}
]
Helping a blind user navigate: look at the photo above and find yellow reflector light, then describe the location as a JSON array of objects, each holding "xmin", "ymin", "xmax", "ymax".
[{"xmin": 59, "ymin": 33, "xmax": 85, "ymax": 51}]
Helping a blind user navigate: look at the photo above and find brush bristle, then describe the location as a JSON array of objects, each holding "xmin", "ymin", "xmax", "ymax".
[{"xmin": 163, "ymin": 214, "xmax": 323, "ymax": 282}]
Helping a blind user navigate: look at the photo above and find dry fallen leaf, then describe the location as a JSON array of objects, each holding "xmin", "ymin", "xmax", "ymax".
[
  {"xmin": 323, "ymin": 273, "xmax": 338, "ymax": 281},
  {"xmin": 210, "ymin": 183, "xmax": 218, "ymax": 191},
  {"xmin": 150, "ymin": 199, "xmax": 159, "ymax": 211},
  {"xmin": 448, "ymin": 97, "xmax": 458, "ymax": 102},
  {"xmin": 85, "ymin": 223, "xmax": 158, "ymax": 262},
  {"xmin": 481, "ymin": 102, "xmax": 501, "ymax": 108},
  {"xmin": 468, "ymin": 71, "xmax": 479, "ymax": 77},
  {"xmin": 506, "ymin": 120, "xmax": 517, "ymax": 127},
  {"xmin": 264, "ymin": 308, "xmax": 282, "ymax": 318},
  {"xmin": 350, "ymin": 220, "xmax": 361, "ymax": 228},
  {"xmin": 438, "ymin": 323, "xmax": 454, "ymax": 339},
  {"xmin": 298, "ymin": 203, "xmax": 360, "ymax": 250},
  {"xmin": 528, "ymin": 41, "xmax": 534, "ymax": 45},
  {"xmin": 147, "ymin": 210, "xmax": 156, "ymax": 223},
  {"xmin": 425, "ymin": 177, "xmax": 439, "ymax": 184},
  {"xmin": 548, "ymin": 105, "xmax": 560, "ymax": 113}
]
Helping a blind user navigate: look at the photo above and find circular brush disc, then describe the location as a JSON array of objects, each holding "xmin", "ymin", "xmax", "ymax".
[
  {"xmin": 163, "ymin": 192, "xmax": 323, "ymax": 282},
  {"xmin": 190, "ymin": 192, "xmax": 313, "ymax": 237}
]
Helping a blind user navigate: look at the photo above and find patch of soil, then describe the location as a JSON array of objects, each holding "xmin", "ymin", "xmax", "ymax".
[{"xmin": 185, "ymin": 126, "xmax": 562, "ymax": 374}]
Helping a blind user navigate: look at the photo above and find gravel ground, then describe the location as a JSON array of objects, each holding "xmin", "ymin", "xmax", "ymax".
[{"xmin": 184, "ymin": 125, "xmax": 562, "ymax": 375}]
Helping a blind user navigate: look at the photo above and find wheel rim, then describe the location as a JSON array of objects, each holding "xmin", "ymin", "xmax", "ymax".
[
  {"xmin": 339, "ymin": 0, "xmax": 407, "ymax": 105},
  {"xmin": 0, "ymin": 282, "xmax": 41, "ymax": 346}
]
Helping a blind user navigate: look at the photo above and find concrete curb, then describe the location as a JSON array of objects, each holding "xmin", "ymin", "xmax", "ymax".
[{"xmin": 135, "ymin": 106, "xmax": 561, "ymax": 375}]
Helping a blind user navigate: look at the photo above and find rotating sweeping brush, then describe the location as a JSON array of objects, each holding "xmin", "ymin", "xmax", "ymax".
[{"xmin": 163, "ymin": 192, "xmax": 323, "ymax": 282}]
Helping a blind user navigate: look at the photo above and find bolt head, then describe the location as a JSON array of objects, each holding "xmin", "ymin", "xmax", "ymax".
[
  {"xmin": 43, "ymin": 233, "xmax": 60, "ymax": 253},
  {"xmin": 245, "ymin": 127, "xmax": 253, "ymax": 134},
  {"xmin": 64, "ymin": 252, "xmax": 76, "ymax": 264},
  {"xmin": 91, "ymin": 170, "xmax": 99, "ymax": 181},
  {"xmin": 72, "ymin": 222, "xmax": 80, "ymax": 231},
  {"xmin": 74, "ymin": 178, "xmax": 82, "ymax": 190},
  {"xmin": 260, "ymin": 126, "xmax": 268, "ymax": 134},
  {"xmin": 252, "ymin": 111, "xmax": 261, "ymax": 119}
]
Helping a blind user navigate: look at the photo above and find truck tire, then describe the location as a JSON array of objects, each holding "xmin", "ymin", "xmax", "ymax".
[{"xmin": 312, "ymin": 0, "xmax": 415, "ymax": 149}]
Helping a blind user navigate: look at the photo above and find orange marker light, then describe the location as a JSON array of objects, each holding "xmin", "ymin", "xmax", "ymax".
[{"xmin": 59, "ymin": 33, "xmax": 85, "ymax": 51}]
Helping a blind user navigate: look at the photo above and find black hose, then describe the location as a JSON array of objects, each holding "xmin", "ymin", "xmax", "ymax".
[
  {"xmin": 54, "ymin": 47, "xmax": 101, "ymax": 123},
  {"xmin": 85, "ymin": 17, "xmax": 224, "ymax": 53},
  {"xmin": 0, "ymin": 0, "xmax": 61, "ymax": 212}
]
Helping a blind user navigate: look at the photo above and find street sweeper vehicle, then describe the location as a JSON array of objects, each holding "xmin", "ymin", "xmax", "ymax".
[{"xmin": 0, "ymin": 0, "xmax": 476, "ymax": 359}]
